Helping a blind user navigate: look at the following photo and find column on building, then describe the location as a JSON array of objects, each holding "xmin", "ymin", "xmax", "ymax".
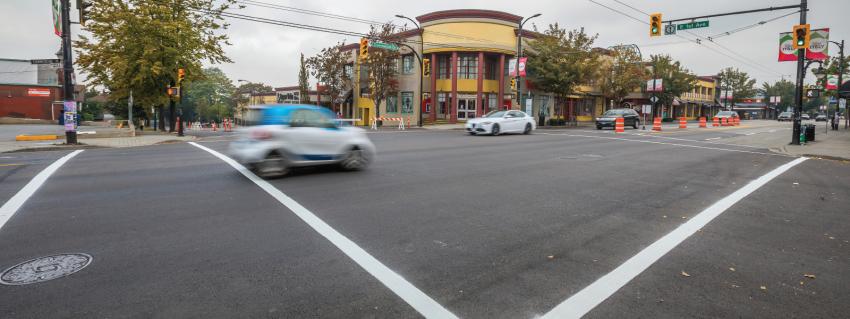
[
  {"xmin": 498, "ymin": 54, "xmax": 505, "ymax": 111},
  {"xmin": 476, "ymin": 51, "xmax": 484, "ymax": 117},
  {"xmin": 450, "ymin": 51, "xmax": 458, "ymax": 123},
  {"xmin": 430, "ymin": 53, "xmax": 438, "ymax": 123}
]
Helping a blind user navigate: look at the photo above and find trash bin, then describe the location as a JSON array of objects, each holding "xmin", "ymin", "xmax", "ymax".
[{"xmin": 805, "ymin": 124, "xmax": 816, "ymax": 142}]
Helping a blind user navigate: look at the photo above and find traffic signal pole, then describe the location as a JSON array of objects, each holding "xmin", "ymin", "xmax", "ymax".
[
  {"xmin": 60, "ymin": 0, "xmax": 77, "ymax": 144},
  {"xmin": 791, "ymin": 0, "xmax": 807, "ymax": 145}
]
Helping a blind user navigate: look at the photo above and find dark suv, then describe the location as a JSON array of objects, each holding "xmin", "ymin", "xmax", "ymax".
[{"xmin": 596, "ymin": 108, "xmax": 640, "ymax": 129}]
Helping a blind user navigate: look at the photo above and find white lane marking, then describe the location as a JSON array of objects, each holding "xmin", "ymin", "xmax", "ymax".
[
  {"xmin": 705, "ymin": 137, "xmax": 722, "ymax": 141},
  {"xmin": 188, "ymin": 142, "xmax": 457, "ymax": 319},
  {"xmin": 0, "ymin": 150, "xmax": 83, "ymax": 231},
  {"xmin": 541, "ymin": 157, "xmax": 808, "ymax": 319},
  {"xmin": 538, "ymin": 132, "xmax": 792, "ymax": 157}
]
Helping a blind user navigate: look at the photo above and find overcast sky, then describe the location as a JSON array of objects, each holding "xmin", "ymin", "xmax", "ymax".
[{"xmin": 2, "ymin": 0, "xmax": 847, "ymax": 89}]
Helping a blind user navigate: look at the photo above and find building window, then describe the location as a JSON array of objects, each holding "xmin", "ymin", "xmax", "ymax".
[
  {"xmin": 484, "ymin": 57, "xmax": 497, "ymax": 80},
  {"xmin": 504, "ymin": 58, "xmax": 512, "ymax": 78},
  {"xmin": 401, "ymin": 92, "xmax": 414, "ymax": 113},
  {"xmin": 344, "ymin": 64, "xmax": 353, "ymax": 79},
  {"xmin": 438, "ymin": 55, "xmax": 451, "ymax": 79},
  {"xmin": 402, "ymin": 55, "xmax": 414, "ymax": 74},
  {"xmin": 386, "ymin": 94, "xmax": 398, "ymax": 113},
  {"xmin": 457, "ymin": 54, "xmax": 478, "ymax": 79},
  {"xmin": 438, "ymin": 93, "xmax": 448, "ymax": 114}
]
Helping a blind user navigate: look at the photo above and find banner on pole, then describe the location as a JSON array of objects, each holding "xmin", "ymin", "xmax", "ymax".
[
  {"xmin": 518, "ymin": 57, "xmax": 527, "ymax": 76},
  {"xmin": 778, "ymin": 32, "xmax": 798, "ymax": 62},
  {"xmin": 52, "ymin": 0, "xmax": 62, "ymax": 37},
  {"xmin": 508, "ymin": 58, "xmax": 517, "ymax": 77},
  {"xmin": 805, "ymin": 28, "xmax": 829, "ymax": 61},
  {"xmin": 826, "ymin": 74, "xmax": 839, "ymax": 90},
  {"xmin": 646, "ymin": 79, "xmax": 663, "ymax": 92}
]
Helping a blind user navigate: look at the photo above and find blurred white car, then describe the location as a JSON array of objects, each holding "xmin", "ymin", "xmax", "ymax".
[
  {"xmin": 229, "ymin": 105, "xmax": 375, "ymax": 178},
  {"xmin": 465, "ymin": 110, "xmax": 536, "ymax": 135}
]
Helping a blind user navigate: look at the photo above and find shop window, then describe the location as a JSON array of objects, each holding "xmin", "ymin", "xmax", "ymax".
[
  {"xmin": 386, "ymin": 94, "xmax": 398, "ymax": 113},
  {"xmin": 484, "ymin": 57, "xmax": 497, "ymax": 80},
  {"xmin": 401, "ymin": 92, "xmax": 414, "ymax": 113},
  {"xmin": 438, "ymin": 55, "xmax": 451, "ymax": 79},
  {"xmin": 457, "ymin": 54, "xmax": 478, "ymax": 79},
  {"xmin": 402, "ymin": 55, "xmax": 414, "ymax": 74}
]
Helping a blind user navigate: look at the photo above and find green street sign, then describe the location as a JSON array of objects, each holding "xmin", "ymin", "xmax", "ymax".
[
  {"xmin": 677, "ymin": 21, "xmax": 709, "ymax": 30},
  {"xmin": 370, "ymin": 41, "xmax": 399, "ymax": 51}
]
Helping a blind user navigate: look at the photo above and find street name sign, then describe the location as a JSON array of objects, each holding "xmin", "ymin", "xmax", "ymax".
[
  {"xmin": 677, "ymin": 21, "xmax": 709, "ymax": 30},
  {"xmin": 370, "ymin": 41, "xmax": 399, "ymax": 51},
  {"xmin": 30, "ymin": 59, "xmax": 61, "ymax": 64}
]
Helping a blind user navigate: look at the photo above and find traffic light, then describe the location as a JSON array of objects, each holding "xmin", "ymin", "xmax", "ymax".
[
  {"xmin": 76, "ymin": 0, "xmax": 92, "ymax": 26},
  {"xmin": 510, "ymin": 78, "xmax": 517, "ymax": 90},
  {"xmin": 177, "ymin": 68, "xmax": 185, "ymax": 83},
  {"xmin": 649, "ymin": 13, "xmax": 662, "ymax": 37},
  {"xmin": 422, "ymin": 58, "xmax": 430, "ymax": 77},
  {"xmin": 167, "ymin": 87, "xmax": 180, "ymax": 97},
  {"xmin": 792, "ymin": 24, "xmax": 811, "ymax": 50},
  {"xmin": 359, "ymin": 38, "xmax": 369, "ymax": 60}
]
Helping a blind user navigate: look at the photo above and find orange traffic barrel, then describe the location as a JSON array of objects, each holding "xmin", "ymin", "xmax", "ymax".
[
  {"xmin": 679, "ymin": 117, "xmax": 687, "ymax": 129},
  {"xmin": 615, "ymin": 117, "xmax": 625, "ymax": 133},
  {"xmin": 721, "ymin": 117, "xmax": 728, "ymax": 126},
  {"xmin": 699, "ymin": 117, "xmax": 707, "ymax": 128},
  {"xmin": 712, "ymin": 117, "xmax": 720, "ymax": 127},
  {"xmin": 652, "ymin": 117, "xmax": 662, "ymax": 131}
]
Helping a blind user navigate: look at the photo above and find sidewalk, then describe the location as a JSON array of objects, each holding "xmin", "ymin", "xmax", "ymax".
[
  {"xmin": 719, "ymin": 123, "xmax": 850, "ymax": 161},
  {"xmin": 1, "ymin": 134, "xmax": 196, "ymax": 153}
]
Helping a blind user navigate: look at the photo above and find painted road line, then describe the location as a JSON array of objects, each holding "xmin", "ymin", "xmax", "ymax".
[
  {"xmin": 705, "ymin": 137, "xmax": 722, "ymax": 141},
  {"xmin": 0, "ymin": 163, "xmax": 25, "ymax": 167},
  {"xmin": 188, "ymin": 142, "xmax": 457, "ymax": 319},
  {"xmin": 539, "ymin": 132, "xmax": 793, "ymax": 157},
  {"xmin": 0, "ymin": 150, "xmax": 83, "ymax": 231},
  {"xmin": 541, "ymin": 157, "xmax": 807, "ymax": 319}
]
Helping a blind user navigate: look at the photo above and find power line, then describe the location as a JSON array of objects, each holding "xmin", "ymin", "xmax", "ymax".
[{"xmin": 598, "ymin": 0, "xmax": 784, "ymax": 77}]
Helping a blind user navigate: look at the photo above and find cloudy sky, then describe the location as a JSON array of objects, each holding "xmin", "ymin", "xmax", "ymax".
[{"xmin": 2, "ymin": 0, "xmax": 847, "ymax": 89}]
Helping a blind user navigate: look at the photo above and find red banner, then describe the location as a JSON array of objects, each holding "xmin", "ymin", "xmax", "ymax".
[
  {"xmin": 518, "ymin": 57, "xmax": 527, "ymax": 76},
  {"xmin": 778, "ymin": 32, "xmax": 797, "ymax": 62}
]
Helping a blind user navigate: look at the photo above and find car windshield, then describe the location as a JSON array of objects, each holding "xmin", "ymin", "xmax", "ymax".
[
  {"xmin": 603, "ymin": 110, "xmax": 626, "ymax": 116},
  {"xmin": 717, "ymin": 111, "xmax": 733, "ymax": 116},
  {"xmin": 484, "ymin": 111, "xmax": 508, "ymax": 118},
  {"xmin": 781, "ymin": 112, "xmax": 792, "ymax": 116}
]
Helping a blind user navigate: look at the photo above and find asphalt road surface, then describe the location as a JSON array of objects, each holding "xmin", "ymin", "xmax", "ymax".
[{"xmin": 1, "ymin": 121, "xmax": 848, "ymax": 319}]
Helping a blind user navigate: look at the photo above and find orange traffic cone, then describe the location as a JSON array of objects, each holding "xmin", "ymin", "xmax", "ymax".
[
  {"xmin": 712, "ymin": 117, "xmax": 720, "ymax": 127},
  {"xmin": 699, "ymin": 117, "xmax": 707, "ymax": 128},
  {"xmin": 615, "ymin": 117, "xmax": 625, "ymax": 133},
  {"xmin": 652, "ymin": 117, "xmax": 662, "ymax": 131}
]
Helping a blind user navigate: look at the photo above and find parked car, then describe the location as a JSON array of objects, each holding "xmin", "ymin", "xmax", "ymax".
[
  {"xmin": 714, "ymin": 110, "xmax": 740, "ymax": 121},
  {"xmin": 228, "ymin": 104, "xmax": 376, "ymax": 178},
  {"xmin": 465, "ymin": 110, "xmax": 536, "ymax": 135},
  {"xmin": 778, "ymin": 112, "xmax": 793, "ymax": 121},
  {"xmin": 802, "ymin": 113, "xmax": 811, "ymax": 120},
  {"xmin": 815, "ymin": 114, "xmax": 828, "ymax": 122},
  {"xmin": 596, "ymin": 108, "xmax": 640, "ymax": 130}
]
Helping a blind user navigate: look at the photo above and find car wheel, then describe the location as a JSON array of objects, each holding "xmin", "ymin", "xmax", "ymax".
[
  {"xmin": 491, "ymin": 124, "xmax": 500, "ymax": 136},
  {"xmin": 340, "ymin": 147, "xmax": 369, "ymax": 171},
  {"xmin": 596, "ymin": 125, "xmax": 602, "ymax": 130},
  {"xmin": 523, "ymin": 123, "xmax": 532, "ymax": 134},
  {"xmin": 468, "ymin": 132, "xmax": 476, "ymax": 135},
  {"xmin": 253, "ymin": 152, "xmax": 287, "ymax": 179},
  {"xmin": 633, "ymin": 120, "xmax": 639, "ymax": 129}
]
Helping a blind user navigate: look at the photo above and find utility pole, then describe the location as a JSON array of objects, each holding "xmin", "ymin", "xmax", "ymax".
[
  {"xmin": 791, "ymin": 0, "xmax": 807, "ymax": 145},
  {"xmin": 60, "ymin": 0, "xmax": 77, "ymax": 144},
  {"xmin": 516, "ymin": 14, "xmax": 541, "ymax": 114}
]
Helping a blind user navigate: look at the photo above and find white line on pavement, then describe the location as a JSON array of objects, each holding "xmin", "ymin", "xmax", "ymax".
[
  {"xmin": 541, "ymin": 157, "xmax": 808, "ymax": 319},
  {"xmin": 538, "ymin": 132, "xmax": 793, "ymax": 157},
  {"xmin": 0, "ymin": 150, "xmax": 83, "ymax": 231},
  {"xmin": 188, "ymin": 142, "xmax": 457, "ymax": 319}
]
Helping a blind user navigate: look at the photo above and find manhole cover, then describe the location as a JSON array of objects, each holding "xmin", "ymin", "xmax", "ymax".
[{"xmin": 1, "ymin": 253, "xmax": 92, "ymax": 286}]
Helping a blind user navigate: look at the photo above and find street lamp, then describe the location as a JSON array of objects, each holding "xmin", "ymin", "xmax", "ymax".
[
  {"xmin": 395, "ymin": 14, "xmax": 425, "ymax": 127},
  {"xmin": 517, "ymin": 13, "xmax": 541, "ymax": 116},
  {"xmin": 827, "ymin": 40, "xmax": 846, "ymax": 129}
]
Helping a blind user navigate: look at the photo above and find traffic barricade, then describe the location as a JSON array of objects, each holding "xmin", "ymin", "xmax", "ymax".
[{"xmin": 615, "ymin": 117, "xmax": 625, "ymax": 133}]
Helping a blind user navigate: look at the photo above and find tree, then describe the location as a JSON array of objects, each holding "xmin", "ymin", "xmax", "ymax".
[
  {"xmin": 760, "ymin": 79, "xmax": 795, "ymax": 112},
  {"xmin": 75, "ymin": 0, "xmax": 236, "ymax": 131},
  {"xmin": 298, "ymin": 53, "xmax": 311, "ymax": 104},
  {"xmin": 307, "ymin": 42, "xmax": 351, "ymax": 113},
  {"xmin": 361, "ymin": 23, "xmax": 400, "ymax": 123},
  {"xmin": 184, "ymin": 67, "xmax": 236, "ymax": 122},
  {"xmin": 526, "ymin": 25, "xmax": 599, "ymax": 121},
  {"xmin": 649, "ymin": 54, "xmax": 696, "ymax": 113},
  {"xmin": 598, "ymin": 45, "xmax": 647, "ymax": 107},
  {"xmin": 717, "ymin": 67, "xmax": 757, "ymax": 106}
]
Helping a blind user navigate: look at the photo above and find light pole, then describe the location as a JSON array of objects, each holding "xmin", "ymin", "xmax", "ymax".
[
  {"xmin": 812, "ymin": 66, "xmax": 826, "ymax": 134},
  {"xmin": 827, "ymin": 40, "xmax": 845, "ymax": 129},
  {"xmin": 517, "ymin": 13, "xmax": 541, "ymax": 115},
  {"xmin": 396, "ymin": 14, "xmax": 425, "ymax": 127}
]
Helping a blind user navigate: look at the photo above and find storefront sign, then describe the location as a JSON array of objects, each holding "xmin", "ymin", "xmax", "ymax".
[
  {"xmin": 805, "ymin": 28, "xmax": 829, "ymax": 61},
  {"xmin": 27, "ymin": 88, "xmax": 51, "ymax": 97}
]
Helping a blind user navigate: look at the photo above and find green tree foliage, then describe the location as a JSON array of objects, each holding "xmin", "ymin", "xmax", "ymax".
[
  {"xmin": 361, "ymin": 23, "xmax": 400, "ymax": 121},
  {"xmin": 307, "ymin": 42, "xmax": 351, "ymax": 112},
  {"xmin": 75, "ymin": 0, "xmax": 235, "ymax": 117},
  {"xmin": 649, "ymin": 54, "xmax": 696, "ymax": 108},
  {"xmin": 598, "ymin": 45, "xmax": 647, "ymax": 106},
  {"xmin": 717, "ymin": 67, "xmax": 757, "ymax": 105},
  {"xmin": 526, "ymin": 25, "xmax": 599, "ymax": 105},
  {"xmin": 183, "ymin": 67, "xmax": 236, "ymax": 121},
  {"xmin": 298, "ymin": 53, "xmax": 311, "ymax": 104},
  {"xmin": 234, "ymin": 82, "xmax": 273, "ymax": 105},
  {"xmin": 760, "ymin": 79, "xmax": 795, "ymax": 111}
]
